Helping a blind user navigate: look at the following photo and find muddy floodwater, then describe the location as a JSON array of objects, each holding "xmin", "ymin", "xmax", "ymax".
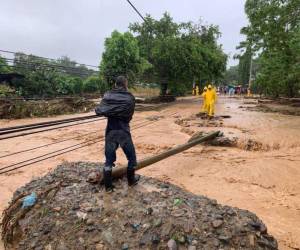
[{"xmin": 0, "ymin": 96, "xmax": 300, "ymax": 250}]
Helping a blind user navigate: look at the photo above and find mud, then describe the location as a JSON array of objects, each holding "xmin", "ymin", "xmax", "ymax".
[
  {"xmin": 1, "ymin": 96, "xmax": 300, "ymax": 249},
  {"xmin": 0, "ymin": 98, "xmax": 95, "ymax": 119},
  {"xmin": 246, "ymin": 103, "xmax": 300, "ymax": 116},
  {"xmin": 2, "ymin": 162, "xmax": 277, "ymax": 250}
]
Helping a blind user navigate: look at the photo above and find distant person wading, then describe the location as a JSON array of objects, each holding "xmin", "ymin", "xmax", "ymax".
[{"xmin": 95, "ymin": 76, "xmax": 140, "ymax": 192}]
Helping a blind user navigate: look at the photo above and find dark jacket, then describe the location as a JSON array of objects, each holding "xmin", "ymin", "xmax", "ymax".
[{"xmin": 95, "ymin": 88, "xmax": 135, "ymax": 133}]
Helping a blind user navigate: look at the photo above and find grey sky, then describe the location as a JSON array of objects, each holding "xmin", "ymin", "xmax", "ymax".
[{"xmin": 0, "ymin": 0, "xmax": 247, "ymax": 68}]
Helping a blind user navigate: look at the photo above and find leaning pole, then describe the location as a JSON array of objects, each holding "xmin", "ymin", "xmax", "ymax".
[{"xmin": 110, "ymin": 130, "xmax": 220, "ymax": 179}]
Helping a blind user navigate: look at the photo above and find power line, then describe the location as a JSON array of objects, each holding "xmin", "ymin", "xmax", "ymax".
[
  {"xmin": 0, "ymin": 117, "xmax": 105, "ymax": 141},
  {"xmin": 0, "ymin": 49, "xmax": 99, "ymax": 69},
  {"xmin": 3, "ymin": 58, "xmax": 99, "ymax": 74},
  {"xmin": 0, "ymin": 112, "xmax": 177, "ymax": 175},
  {"xmin": 125, "ymin": 0, "xmax": 146, "ymax": 22},
  {"xmin": 0, "ymin": 131, "xmax": 99, "ymax": 159},
  {"xmin": 0, "ymin": 115, "xmax": 98, "ymax": 132}
]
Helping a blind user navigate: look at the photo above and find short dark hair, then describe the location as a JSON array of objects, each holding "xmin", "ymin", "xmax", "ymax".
[{"xmin": 115, "ymin": 76, "xmax": 127, "ymax": 87}]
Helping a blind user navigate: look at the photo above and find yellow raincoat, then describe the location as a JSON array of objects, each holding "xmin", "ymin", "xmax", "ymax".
[
  {"xmin": 201, "ymin": 87, "xmax": 208, "ymax": 113},
  {"xmin": 206, "ymin": 85, "xmax": 217, "ymax": 117}
]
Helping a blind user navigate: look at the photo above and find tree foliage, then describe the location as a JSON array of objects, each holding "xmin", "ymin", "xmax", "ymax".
[
  {"xmin": 2, "ymin": 53, "xmax": 101, "ymax": 97},
  {"xmin": 238, "ymin": 0, "xmax": 300, "ymax": 97},
  {"xmin": 100, "ymin": 31, "xmax": 150, "ymax": 86},
  {"xmin": 129, "ymin": 13, "xmax": 227, "ymax": 94},
  {"xmin": 100, "ymin": 13, "xmax": 227, "ymax": 95}
]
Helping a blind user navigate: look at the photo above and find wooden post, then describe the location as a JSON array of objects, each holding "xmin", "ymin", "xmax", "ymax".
[{"xmin": 111, "ymin": 131, "xmax": 220, "ymax": 179}]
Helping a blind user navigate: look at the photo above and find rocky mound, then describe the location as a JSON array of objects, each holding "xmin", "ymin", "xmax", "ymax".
[{"xmin": 2, "ymin": 162, "xmax": 278, "ymax": 250}]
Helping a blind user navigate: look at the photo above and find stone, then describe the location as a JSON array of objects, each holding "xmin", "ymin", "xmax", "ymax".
[
  {"xmin": 151, "ymin": 234, "xmax": 160, "ymax": 244},
  {"xmin": 167, "ymin": 239, "xmax": 177, "ymax": 250},
  {"xmin": 86, "ymin": 219, "xmax": 94, "ymax": 225},
  {"xmin": 101, "ymin": 230, "xmax": 113, "ymax": 244},
  {"xmin": 153, "ymin": 218, "xmax": 162, "ymax": 227},
  {"xmin": 249, "ymin": 234, "xmax": 255, "ymax": 246},
  {"xmin": 95, "ymin": 243, "xmax": 105, "ymax": 250},
  {"xmin": 212, "ymin": 219, "xmax": 223, "ymax": 228},
  {"xmin": 121, "ymin": 243, "xmax": 129, "ymax": 250},
  {"xmin": 188, "ymin": 246, "xmax": 196, "ymax": 250}
]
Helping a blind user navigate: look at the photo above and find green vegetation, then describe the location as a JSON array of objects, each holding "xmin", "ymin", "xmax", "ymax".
[
  {"xmin": 237, "ymin": 0, "xmax": 300, "ymax": 97},
  {"xmin": 0, "ymin": 53, "xmax": 104, "ymax": 98},
  {"xmin": 1, "ymin": 13, "xmax": 227, "ymax": 98},
  {"xmin": 100, "ymin": 13, "xmax": 227, "ymax": 96}
]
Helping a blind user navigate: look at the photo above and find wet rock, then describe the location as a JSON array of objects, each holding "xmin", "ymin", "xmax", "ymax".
[
  {"xmin": 101, "ymin": 230, "xmax": 113, "ymax": 244},
  {"xmin": 153, "ymin": 218, "xmax": 162, "ymax": 227},
  {"xmin": 151, "ymin": 234, "xmax": 160, "ymax": 244},
  {"xmin": 167, "ymin": 239, "xmax": 177, "ymax": 250},
  {"xmin": 121, "ymin": 243, "xmax": 129, "ymax": 250},
  {"xmin": 212, "ymin": 219, "xmax": 223, "ymax": 228}
]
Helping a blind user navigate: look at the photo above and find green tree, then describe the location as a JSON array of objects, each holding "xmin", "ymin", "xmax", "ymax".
[
  {"xmin": 100, "ymin": 30, "xmax": 149, "ymax": 86},
  {"xmin": 129, "ymin": 13, "xmax": 227, "ymax": 95},
  {"xmin": 239, "ymin": 0, "xmax": 300, "ymax": 97},
  {"xmin": 0, "ymin": 55, "xmax": 11, "ymax": 73}
]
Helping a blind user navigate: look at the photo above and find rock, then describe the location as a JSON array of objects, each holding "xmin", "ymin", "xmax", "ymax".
[
  {"xmin": 177, "ymin": 235, "xmax": 186, "ymax": 243},
  {"xmin": 56, "ymin": 241, "xmax": 68, "ymax": 250},
  {"xmin": 53, "ymin": 207, "xmax": 61, "ymax": 212},
  {"xmin": 121, "ymin": 243, "xmax": 129, "ymax": 250},
  {"xmin": 76, "ymin": 211, "xmax": 87, "ymax": 221},
  {"xmin": 167, "ymin": 239, "xmax": 177, "ymax": 250},
  {"xmin": 95, "ymin": 243, "xmax": 105, "ymax": 250},
  {"xmin": 101, "ymin": 230, "xmax": 113, "ymax": 244},
  {"xmin": 153, "ymin": 218, "xmax": 162, "ymax": 227},
  {"xmin": 151, "ymin": 234, "xmax": 160, "ymax": 244},
  {"xmin": 249, "ymin": 234, "xmax": 256, "ymax": 246},
  {"xmin": 2, "ymin": 162, "xmax": 278, "ymax": 250},
  {"xmin": 213, "ymin": 238, "xmax": 220, "ymax": 247},
  {"xmin": 212, "ymin": 219, "xmax": 223, "ymax": 228},
  {"xmin": 86, "ymin": 219, "xmax": 94, "ymax": 225}
]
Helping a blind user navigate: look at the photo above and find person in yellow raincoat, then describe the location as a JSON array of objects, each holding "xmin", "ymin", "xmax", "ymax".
[
  {"xmin": 195, "ymin": 85, "xmax": 200, "ymax": 96},
  {"xmin": 201, "ymin": 86, "xmax": 208, "ymax": 113},
  {"xmin": 206, "ymin": 84, "xmax": 217, "ymax": 118}
]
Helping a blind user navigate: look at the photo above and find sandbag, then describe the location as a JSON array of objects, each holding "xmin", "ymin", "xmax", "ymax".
[{"xmin": 95, "ymin": 89, "xmax": 135, "ymax": 120}]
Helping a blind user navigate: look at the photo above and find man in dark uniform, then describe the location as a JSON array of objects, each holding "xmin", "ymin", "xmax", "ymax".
[{"xmin": 95, "ymin": 76, "xmax": 139, "ymax": 192}]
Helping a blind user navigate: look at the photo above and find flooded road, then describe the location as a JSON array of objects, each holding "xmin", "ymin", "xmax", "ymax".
[{"xmin": 0, "ymin": 96, "xmax": 300, "ymax": 249}]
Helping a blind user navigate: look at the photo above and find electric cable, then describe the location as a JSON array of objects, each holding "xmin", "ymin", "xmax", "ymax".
[
  {"xmin": 0, "ymin": 117, "xmax": 105, "ymax": 141},
  {"xmin": 0, "ymin": 115, "xmax": 98, "ymax": 132},
  {"xmin": 0, "ymin": 112, "xmax": 177, "ymax": 175}
]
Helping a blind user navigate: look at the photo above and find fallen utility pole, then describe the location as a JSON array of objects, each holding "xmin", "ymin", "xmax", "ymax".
[{"xmin": 110, "ymin": 130, "xmax": 220, "ymax": 180}]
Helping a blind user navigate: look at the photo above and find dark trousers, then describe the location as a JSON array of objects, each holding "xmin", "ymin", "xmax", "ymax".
[{"xmin": 104, "ymin": 130, "xmax": 137, "ymax": 171}]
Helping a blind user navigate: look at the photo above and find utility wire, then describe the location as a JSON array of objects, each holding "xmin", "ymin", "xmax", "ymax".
[
  {"xmin": 0, "ymin": 131, "xmax": 98, "ymax": 159},
  {"xmin": 0, "ymin": 116, "xmax": 100, "ymax": 135},
  {"xmin": 0, "ymin": 49, "xmax": 99, "ymax": 69},
  {"xmin": 0, "ymin": 117, "xmax": 105, "ymax": 141},
  {"xmin": 3, "ymin": 58, "xmax": 99, "ymax": 74},
  {"xmin": 0, "ymin": 115, "xmax": 98, "ymax": 132},
  {"xmin": 125, "ymin": 0, "xmax": 146, "ymax": 22},
  {"xmin": 0, "ymin": 112, "xmax": 177, "ymax": 175}
]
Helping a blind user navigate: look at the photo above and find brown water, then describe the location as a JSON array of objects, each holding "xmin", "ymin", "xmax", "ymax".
[{"xmin": 0, "ymin": 96, "xmax": 300, "ymax": 249}]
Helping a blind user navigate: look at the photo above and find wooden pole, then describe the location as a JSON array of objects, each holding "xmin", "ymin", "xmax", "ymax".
[{"xmin": 111, "ymin": 131, "xmax": 220, "ymax": 179}]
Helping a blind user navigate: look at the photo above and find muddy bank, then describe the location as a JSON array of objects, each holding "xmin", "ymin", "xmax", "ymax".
[
  {"xmin": 0, "ymin": 98, "xmax": 96, "ymax": 119},
  {"xmin": 2, "ymin": 162, "xmax": 278, "ymax": 250}
]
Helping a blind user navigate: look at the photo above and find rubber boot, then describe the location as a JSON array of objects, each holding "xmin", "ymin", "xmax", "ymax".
[
  {"xmin": 127, "ymin": 168, "xmax": 140, "ymax": 186},
  {"xmin": 103, "ymin": 168, "xmax": 114, "ymax": 192}
]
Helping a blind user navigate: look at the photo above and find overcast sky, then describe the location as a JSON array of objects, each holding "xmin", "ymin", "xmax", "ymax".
[{"xmin": 0, "ymin": 0, "xmax": 248, "ymax": 68}]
